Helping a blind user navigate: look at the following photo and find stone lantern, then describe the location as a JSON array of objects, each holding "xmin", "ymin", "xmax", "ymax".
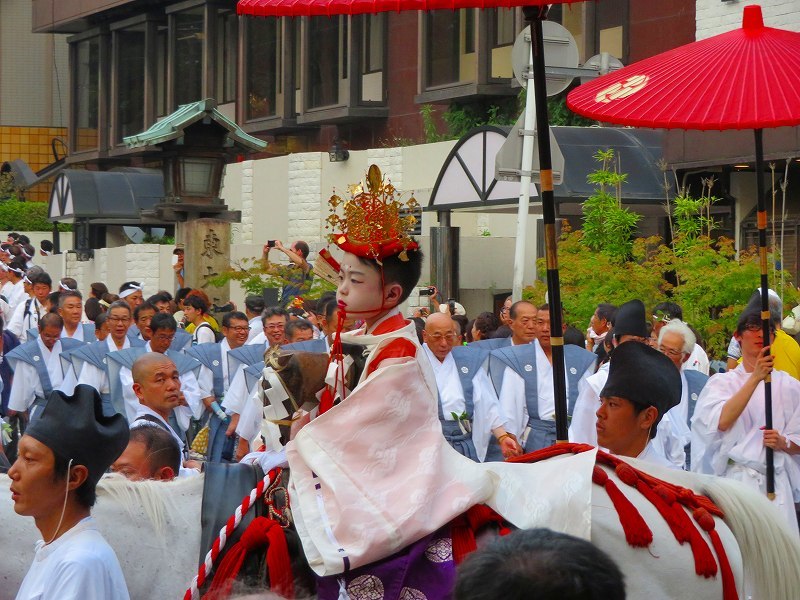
[{"xmin": 124, "ymin": 99, "xmax": 267, "ymax": 303}]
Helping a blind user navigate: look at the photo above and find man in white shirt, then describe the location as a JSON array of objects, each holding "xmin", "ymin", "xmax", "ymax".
[
  {"xmin": 692, "ymin": 307, "xmax": 800, "ymax": 530},
  {"xmin": 189, "ymin": 311, "xmax": 251, "ymax": 462},
  {"xmin": 490, "ymin": 304, "xmax": 596, "ymax": 455},
  {"xmin": 8, "ymin": 384, "xmax": 130, "ymax": 600},
  {"xmin": 58, "ymin": 290, "xmax": 95, "ymax": 341},
  {"xmin": 422, "ymin": 311, "xmax": 520, "ymax": 461},
  {"xmin": 247, "ymin": 306, "xmax": 289, "ymax": 347},
  {"xmin": 6, "ymin": 314, "xmax": 84, "ymax": 421},
  {"xmin": 244, "ymin": 295, "xmax": 266, "ymax": 343},
  {"xmin": 59, "ymin": 301, "xmax": 146, "ymax": 415},
  {"xmin": 3, "ymin": 257, "xmax": 28, "ymax": 313},
  {"xmin": 8, "ymin": 271, "xmax": 51, "ymax": 342},
  {"xmin": 651, "ymin": 301, "xmax": 709, "ymax": 375},
  {"xmin": 569, "ymin": 299, "xmax": 649, "ymax": 446},
  {"xmin": 595, "ymin": 340, "xmax": 682, "ymax": 469}
]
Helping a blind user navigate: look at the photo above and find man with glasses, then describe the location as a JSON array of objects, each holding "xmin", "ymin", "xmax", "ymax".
[
  {"xmin": 692, "ymin": 306, "xmax": 800, "ymax": 531},
  {"xmin": 422, "ymin": 311, "xmax": 520, "ymax": 461},
  {"xmin": 59, "ymin": 301, "xmax": 146, "ymax": 415},
  {"xmin": 188, "ymin": 311, "xmax": 251, "ymax": 462},
  {"xmin": 654, "ymin": 319, "xmax": 709, "ymax": 469},
  {"xmin": 651, "ymin": 301, "xmax": 709, "ymax": 375},
  {"xmin": 247, "ymin": 306, "xmax": 289, "ymax": 348},
  {"xmin": 491, "ymin": 303, "xmax": 596, "ymax": 454}
]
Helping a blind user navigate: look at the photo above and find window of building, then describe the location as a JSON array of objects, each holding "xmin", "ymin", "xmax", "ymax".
[
  {"xmin": 494, "ymin": 8, "xmax": 516, "ymax": 47},
  {"xmin": 74, "ymin": 37, "xmax": 100, "ymax": 152},
  {"xmin": 173, "ymin": 7, "xmax": 205, "ymax": 106},
  {"xmin": 114, "ymin": 24, "xmax": 146, "ymax": 143},
  {"xmin": 216, "ymin": 10, "xmax": 238, "ymax": 104},
  {"xmin": 426, "ymin": 11, "xmax": 462, "ymax": 88},
  {"xmin": 156, "ymin": 24, "xmax": 168, "ymax": 117},
  {"xmin": 308, "ymin": 16, "xmax": 344, "ymax": 109},
  {"xmin": 362, "ymin": 13, "xmax": 384, "ymax": 75},
  {"xmin": 245, "ymin": 17, "xmax": 280, "ymax": 120}
]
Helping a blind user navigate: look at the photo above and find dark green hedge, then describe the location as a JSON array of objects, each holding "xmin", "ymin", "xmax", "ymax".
[{"xmin": 0, "ymin": 201, "xmax": 72, "ymax": 232}]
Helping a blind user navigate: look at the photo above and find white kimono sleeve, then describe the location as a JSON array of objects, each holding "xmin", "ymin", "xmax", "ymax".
[
  {"xmin": 497, "ymin": 367, "xmax": 527, "ymax": 439},
  {"xmin": 221, "ymin": 366, "xmax": 248, "ymax": 414},
  {"xmin": 471, "ymin": 368, "xmax": 505, "ymax": 462},
  {"xmin": 569, "ymin": 382, "xmax": 599, "ymax": 445},
  {"xmin": 7, "ymin": 361, "xmax": 43, "ymax": 412},
  {"xmin": 118, "ymin": 366, "xmax": 139, "ymax": 423}
]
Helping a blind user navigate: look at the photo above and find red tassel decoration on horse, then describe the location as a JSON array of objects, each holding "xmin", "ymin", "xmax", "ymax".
[
  {"xmin": 693, "ymin": 508, "xmax": 738, "ymax": 600},
  {"xmin": 592, "ymin": 466, "xmax": 653, "ymax": 547},
  {"xmin": 203, "ymin": 516, "xmax": 294, "ymax": 600}
]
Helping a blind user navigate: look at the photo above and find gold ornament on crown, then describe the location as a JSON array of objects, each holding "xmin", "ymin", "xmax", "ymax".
[{"xmin": 326, "ymin": 164, "xmax": 419, "ymax": 262}]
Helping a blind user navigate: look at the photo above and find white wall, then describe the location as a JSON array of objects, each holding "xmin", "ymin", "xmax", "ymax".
[{"xmin": 696, "ymin": 0, "xmax": 800, "ymax": 39}]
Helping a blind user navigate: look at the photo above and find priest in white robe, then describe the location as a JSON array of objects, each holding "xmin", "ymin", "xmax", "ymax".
[{"xmin": 692, "ymin": 307, "xmax": 800, "ymax": 531}]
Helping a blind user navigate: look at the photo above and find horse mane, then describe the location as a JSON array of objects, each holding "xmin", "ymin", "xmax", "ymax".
[
  {"xmin": 96, "ymin": 473, "xmax": 204, "ymax": 539},
  {"xmin": 696, "ymin": 475, "xmax": 800, "ymax": 600}
]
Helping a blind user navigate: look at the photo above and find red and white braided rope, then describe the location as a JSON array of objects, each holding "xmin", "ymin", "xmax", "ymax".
[{"xmin": 183, "ymin": 469, "xmax": 279, "ymax": 600}]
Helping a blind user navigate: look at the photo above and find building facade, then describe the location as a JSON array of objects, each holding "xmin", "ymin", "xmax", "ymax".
[
  {"xmin": 32, "ymin": 0, "xmax": 695, "ymax": 163},
  {"xmin": 0, "ymin": 0, "xmax": 69, "ymax": 201}
]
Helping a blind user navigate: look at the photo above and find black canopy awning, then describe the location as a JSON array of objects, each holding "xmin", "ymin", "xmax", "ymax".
[{"xmin": 48, "ymin": 168, "xmax": 165, "ymax": 224}]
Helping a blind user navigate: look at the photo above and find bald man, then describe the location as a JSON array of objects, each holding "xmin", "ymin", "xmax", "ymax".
[
  {"xmin": 130, "ymin": 353, "xmax": 190, "ymax": 458},
  {"xmin": 422, "ymin": 311, "xmax": 521, "ymax": 461}
]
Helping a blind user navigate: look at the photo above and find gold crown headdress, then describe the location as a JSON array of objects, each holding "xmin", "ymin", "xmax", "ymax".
[{"xmin": 326, "ymin": 165, "xmax": 419, "ymax": 262}]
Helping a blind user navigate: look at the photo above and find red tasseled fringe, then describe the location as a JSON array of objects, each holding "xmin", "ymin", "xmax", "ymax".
[
  {"xmin": 592, "ymin": 466, "xmax": 652, "ymax": 547},
  {"xmin": 204, "ymin": 516, "xmax": 294, "ymax": 600},
  {"xmin": 510, "ymin": 442, "xmax": 737, "ymax": 598},
  {"xmin": 450, "ymin": 504, "xmax": 512, "ymax": 564}
]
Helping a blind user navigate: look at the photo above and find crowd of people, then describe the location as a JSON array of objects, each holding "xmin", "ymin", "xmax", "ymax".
[{"xmin": 2, "ymin": 216, "xmax": 800, "ymax": 599}]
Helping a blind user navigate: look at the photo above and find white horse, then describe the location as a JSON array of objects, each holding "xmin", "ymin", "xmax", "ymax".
[{"xmin": 1, "ymin": 461, "xmax": 799, "ymax": 600}]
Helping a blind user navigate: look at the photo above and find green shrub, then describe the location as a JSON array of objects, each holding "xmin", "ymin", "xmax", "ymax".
[{"xmin": 0, "ymin": 201, "xmax": 71, "ymax": 232}]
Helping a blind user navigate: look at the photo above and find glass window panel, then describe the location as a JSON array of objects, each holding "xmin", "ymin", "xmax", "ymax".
[
  {"xmin": 174, "ymin": 8, "xmax": 204, "ymax": 106},
  {"xmin": 426, "ymin": 11, "xmax": 460, "ymax": 87},
  {"xmin": 216, "ymin": 11, "xmax": 238, "ymax": 103},
  {"xmin": 308, "ymin": 16, "xmax": 341, "ymax": 108},
  {"xmin": 115, "ymin": 26, "xmax": 146, "ymax": 143},
  {"xmin": 494, "ymin": 8, "xmax": 515, "ymax": 47},
  {"xmin": 75, "ymin": 38, "xmax": 100, "ymax": 152},
  {"xmin": 181, "ymin": 157, "xmax": 215, "ymax": 195},
  {"xmin": 464, "ymin": 9, "xmax": 475, "ymax": 54},
  {"xmin": 156, "ymin": 26, "xmax": 168, "ymax": 116},
  {"xmin": 362, "ymin": 13, "xmax": 384, "ymax": 74},
  {"xmin": 246, "ymin": 17, "xmax": 279, "ymax": 120}
]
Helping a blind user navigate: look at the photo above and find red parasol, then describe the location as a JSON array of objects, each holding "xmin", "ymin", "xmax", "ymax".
[
  {"xmin": 238, "ymin": 0, "xmax": 587, "ymax": 444},
  {"xmin": 567, "ymin": 4, "xmax": 800, "ymax": 498},
  {"xmin": 238, "ymin": 0, "xmax": 582, "ymax": 17}
]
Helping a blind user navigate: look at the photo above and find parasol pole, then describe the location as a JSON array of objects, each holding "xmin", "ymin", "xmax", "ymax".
[
  {"xmin": 524, "ymin": 5, "xmax": 569, "ymax": 442},
  {"xmin": 754, "ymin": 128, "xmax": 775, "ymax": 499}
]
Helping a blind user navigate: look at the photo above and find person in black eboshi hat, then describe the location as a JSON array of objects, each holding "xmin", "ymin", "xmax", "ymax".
[
  {"xmin": 8, "ymin": 385, "xmax": 131, "ymax": 599},
  {"xmin": 611, "ymin": 299, "xmax": 649, "ymax": 343},
  {"xmin": 595, "ymin": 341, "xmax": 681, "ymax": 468}
]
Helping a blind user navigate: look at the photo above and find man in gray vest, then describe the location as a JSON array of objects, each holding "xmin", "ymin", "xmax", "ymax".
[
  {"xmin": 490, "ymin": 303, "xmax": 596, "ymax": 453},
  {"xmin": 107, "ymin": 313, "xmax": 204, "ymax": 435},
  {"xmin": 6, "ymin": 313, "xmax": 85, "ymax": 421},
  {"xmin": 188, "ymin": 310, "xmax": 251, "ymax": 462},
  {"xmin": 472, "ymin": 300, "xmax": 537, "ymax": 352},
  {"xmin": 422, "ymin": 311, "xmax": 521, "ymax": 461},
  {"xmin": 656, "ymin": 318, "xmax": 709, "ymax": 469}
]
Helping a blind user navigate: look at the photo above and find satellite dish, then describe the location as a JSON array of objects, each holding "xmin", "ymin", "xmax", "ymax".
[
  {"xmin": 123, "ymin": 226, "xmax": 166, "ymax": 244},
  {"xmin": 512, "ymin": 22, "xmax": 579, "ymax": 96},
  {"xmin": 580, "ymin": 53, "xmax": 625, "ymax": 84}
]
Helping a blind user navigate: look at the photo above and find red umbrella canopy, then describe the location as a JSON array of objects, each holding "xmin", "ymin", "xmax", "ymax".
[
  {"xmin": 566, "ymin": 4, "xmax": 800, "ymax": 131},
  {"xmin": 237, "ymin": 0, "xmax": 580, "ymax": 17}
]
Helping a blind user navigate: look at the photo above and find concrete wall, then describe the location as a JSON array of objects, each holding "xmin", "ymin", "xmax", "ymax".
[{"xmin": 696, "ymin": 0, "xmax": 800, "ymax": 39}]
